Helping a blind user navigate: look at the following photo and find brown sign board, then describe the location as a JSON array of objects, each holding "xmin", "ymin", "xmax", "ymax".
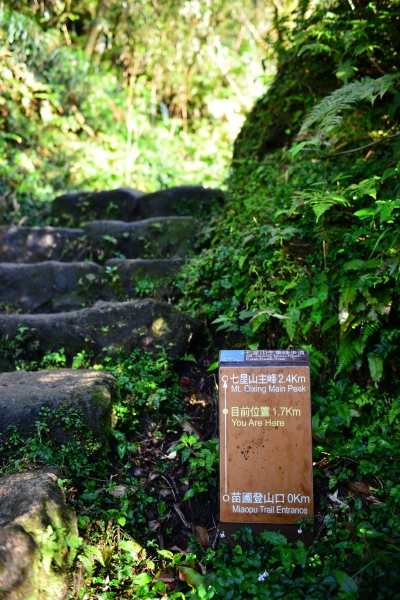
[{"xmin": 219, "ymin": 350, "xmax": 313, "ymax": 526}]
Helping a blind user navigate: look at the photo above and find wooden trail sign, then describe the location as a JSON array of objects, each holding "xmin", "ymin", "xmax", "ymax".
[{"xmin": 219, "ymin": 350, "xmax": 313, "ymax": 525}]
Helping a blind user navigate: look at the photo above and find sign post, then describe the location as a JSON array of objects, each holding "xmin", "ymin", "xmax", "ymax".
[{"xmin": 219, "ymin": 350, "xmax": 314, "ymax": 541}]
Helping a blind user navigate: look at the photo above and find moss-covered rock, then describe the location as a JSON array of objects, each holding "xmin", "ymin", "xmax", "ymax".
[
  {"xmin": 51, "ymin": 188, "xmax": 144, "ymax": 225},
  {"xmin": 0, "ymin": 226, "xmax": 87, "ymax": 264},
  {"xmin": 233, "ymin": 47, "xmax": 337, "ymax": 163},
  {"xmin": 84, "ymin": 217, "xmax": 196, "ymax": 260},
  {"xmin": 137, "ymin": 185, "xmax": 223, "ymax": 219},
  {"xmin": 0, "ymin": 299, "xmax": 199, "ymax": 370},
  {"xmin": 233, "ymin": 0, "xmax": 399, "ymax": 166},
  {"xmin": 0, "ymin": 468, "xmax": 78, "ymax": 600},
  {"xmin": 0, "ymin": 370, "xmax": 117, "ymax": 452},
  {"xmin": 103, "ymin": 258, "xmax": 182, "ymax": 301},
  {"xmin": 0, "ymin": 261, "xmax": 103, "ymax": 313}
]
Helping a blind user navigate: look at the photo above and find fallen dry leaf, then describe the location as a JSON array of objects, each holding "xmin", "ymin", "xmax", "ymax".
[
  {"xmin": 169, "ymin": 545, "xmax": 187, "ymax": 553},
  {"xmin": 157, "ymin": 571, "xmax": 178, "ymax": 583},
  {"xmin": 178, "ymin": 566, "xmax": 203, "ymax": 589},
  {"xmin": 174, "ymin": 416, "xmax": 201, "ymax": 438},
  {"xmin": 173, "ymin": 504, "xmax": 191, "ymax": 529},
  {"xmin": 349, "ymin": 481, "xmax": 372, "ymax": 495},
  {"xmin": 189, "ymin": 393, "xmax": 210, "ymax": 406},
  {"xmin": 328, "ymin": 489, "xmax": 349, "ymax": 508},
  {"xmin": 194, "ymin": 525, "xmax": 210, "ymax": 546},
  {"xmin": 67, "ymin": 486, "xmax": 78, "ymax": 501},
  {"xmin": 181, "ymin": 421, "xmax": 201, "ymax": 437},
  {"xmin": 109, "ymin": 485, "xmax": 127, "ymax": 497},
  {"xmin": 368, "ymin": 495, "xmax": 382, "ymax": 506}
]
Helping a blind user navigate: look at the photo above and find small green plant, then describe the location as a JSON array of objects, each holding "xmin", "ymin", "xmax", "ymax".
[
  {"xmin": 172, "ymin": 434, "xmax": 219, "ymax": 500},
  {"xmin": 1, "ymin": 404, "xmax": 102, "ymax": 477},
  {"xmin": 37, "ymin": 524, "xmax": 83, "ymax": 575},
  {"xmin": 41, "ymin": 347, "xmax": 67, "ymax": 369},
  {"xmin": 135, "ymin": 278, "xmax": 157, "ymax": 297},
  {"xmin": 0, "ymin": 324, "xmax": 38, "ymax": 370},
  {"xmin": 102, "ymin": 347, "xmax": 182, "ymax": 428},
  {"xmin": 104, "ymin": 265, "xmax": 121, "ymax": 286},
  {"xmin": 111, "ymin": 429, "xmax": 137, "ymax": 462},
  {"xmin": 72, "ymin": 350, "xmax": 91, "ymax": 369}
]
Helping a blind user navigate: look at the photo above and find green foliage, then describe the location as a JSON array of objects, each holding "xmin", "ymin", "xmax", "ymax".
[
  {"xmin": 100, "ymin": 347, "xmax": 182, "ymax": 429},
  {"xmin": 171, "ymin": 434, "xmax": 219, "ymax": 500},
  {"xmin": 179, "ymin": 0, "xmax": 400, "ymax": 392},
  {"xmin": 1, "ymin": 402, "xmax": 104, "ymax": 474},
  {"xmin": 234, "ymin": 0, "xmax": 400, "ymax": 161},
  {"xmin": 37, "ymin": 525, "xmax": 83, "ymax": 573},
  {"xmin": 173, "ymin": 4, "xmax": 400, "ymax": 594},
  {"xmin": 301, "ymin": 74, "xmax": 400, "ymax": 136},
  {"xmin": 41, "ymin": 347, "xmax": 67, "ymax": 369},
  {"xmin": 0, "ymin": 2, "xmax": 270, "ymax": 225},
  {"xmin": 184, "ymin": 515, "xmax": 400, "ymax": 599}
]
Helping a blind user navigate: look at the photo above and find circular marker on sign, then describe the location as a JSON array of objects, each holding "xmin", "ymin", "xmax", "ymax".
[
  {"xmin": 223, "ymin": 408, "xmax": 228, "ymax": 414},
  {"xmin": 222, "ymin": 495, "xmax": 229, "ymax": 502},
  {"xmin": 222, "ymin": 375, "xmax": 228, "ymax": 382}
]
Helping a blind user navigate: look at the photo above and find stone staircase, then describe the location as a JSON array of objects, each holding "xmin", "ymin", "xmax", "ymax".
[
  {"xmin": 0, "ymin": 184, "xmax": 221, "ymax": 600},
  {"xmin": 0, "ymin": 185, "xmax": 223, "ymax": 365}
]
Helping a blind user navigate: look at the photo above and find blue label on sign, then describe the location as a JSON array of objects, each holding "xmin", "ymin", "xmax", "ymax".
[
  {"xmin": 219, "ymin": 349, "xmax": 309, "ymax": 363},
  {"xmin": 219, "ymin": 350, "xmax": 245, "ymax": 362}
]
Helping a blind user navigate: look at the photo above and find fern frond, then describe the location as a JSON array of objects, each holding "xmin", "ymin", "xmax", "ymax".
[
  {"xmin": 301, "ymin": 75, "xmax": 399, "ymax": 135},
  {"xmin": 339, "ymin": 280, "xmax": 359, "ymax": 308},
  {"xmin": 78, "ymin": 554, "xmax": 95, "ymax": 578},
  {"xmin": 292, "ymin": 189, "xmax": 350, "ymax": 222},
  {"xmin": 347, "ymin": 177, "xmax": 379, "ymax": 200},
  {"xmin": 298, "ymin": 42, "xmax": 333, "ymax": 56},
  {"xmin": 361, "ymin": 321, "xmax": 380, "ymax": 343},
  {"xmin": 388, "ymin": 400, "xmax": 400, "ymax": 425},
  {"xmin": 83, "ymin": 545, "xmax": 105, "ymax": 566},
  {"xmin": 336, "ymin": 338, "xmax": 360, "ymax": 375},
  {"xmin": 367, "ymin": 354, "xmax": 383, "ymax": 382},
  {"xmin": 251, "ymin": 312, "xmax": 270, "ymax": 332},
  {"xmin": 284, "ymin": 319, "xmax": 297, "ymax": 341}
]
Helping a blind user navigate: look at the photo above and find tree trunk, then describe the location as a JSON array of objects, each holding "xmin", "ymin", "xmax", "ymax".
[{"xmin": 84, "ymin": 0, "xmax": 106, "ymax": 60}]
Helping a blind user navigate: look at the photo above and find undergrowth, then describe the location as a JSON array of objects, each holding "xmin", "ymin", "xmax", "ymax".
[{"xmin": 0, "ymin": 344, "xmax": 399, "ymax": 599}]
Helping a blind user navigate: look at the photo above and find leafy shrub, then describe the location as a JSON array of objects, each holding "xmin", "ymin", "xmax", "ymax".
[{"xmin": 179, "ymin": 0, "xmax": 400, "ymax": 392}]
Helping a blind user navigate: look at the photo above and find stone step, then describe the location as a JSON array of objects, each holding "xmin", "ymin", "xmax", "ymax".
[
  {"xmin": 84, "ymin": 216, "xmax": 195, "ymax": 260},
  {"xmin": 0, "ymin": 468, "xmax": 77, "ymax": 600},
  {"xmin": 51, "ymin": 187, "xmax": 144, "ymax": 224},
  {"xmin": 0, "ymin": 217, "xmax": 195, "ymax": 264},
  {"xmin": 104, "ymin": 258, "xmax": 182, "ymax": 301},
  {"xmin": 0, "ymin": 369, "xmax": 116, "ymax": 451},
  {"xmin": 0, "ymin": 259, "xmax": 182, "ymax": 313},
  {"xmin": 0, "ymin": 299, "xmax": 198, "ymax": 371},
  {"xmin": 137, "ymin": 185, "xmax": 223, "ymax": 219},
  {"xmin": 51, "ymin": 185, "xmax": 222, "ymax": 224},
  {"xmin": 0, "ymin": 261, "xmax": 103, "ymax": 313},
  {"xmin": 0, "ymin": 225, "xmax": 87, "ymax": 263}
]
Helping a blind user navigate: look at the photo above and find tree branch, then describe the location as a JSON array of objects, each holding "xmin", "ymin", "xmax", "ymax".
[{"xmin": 326, "ymin": 132, "xmax": 400, "ymax": 158}]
